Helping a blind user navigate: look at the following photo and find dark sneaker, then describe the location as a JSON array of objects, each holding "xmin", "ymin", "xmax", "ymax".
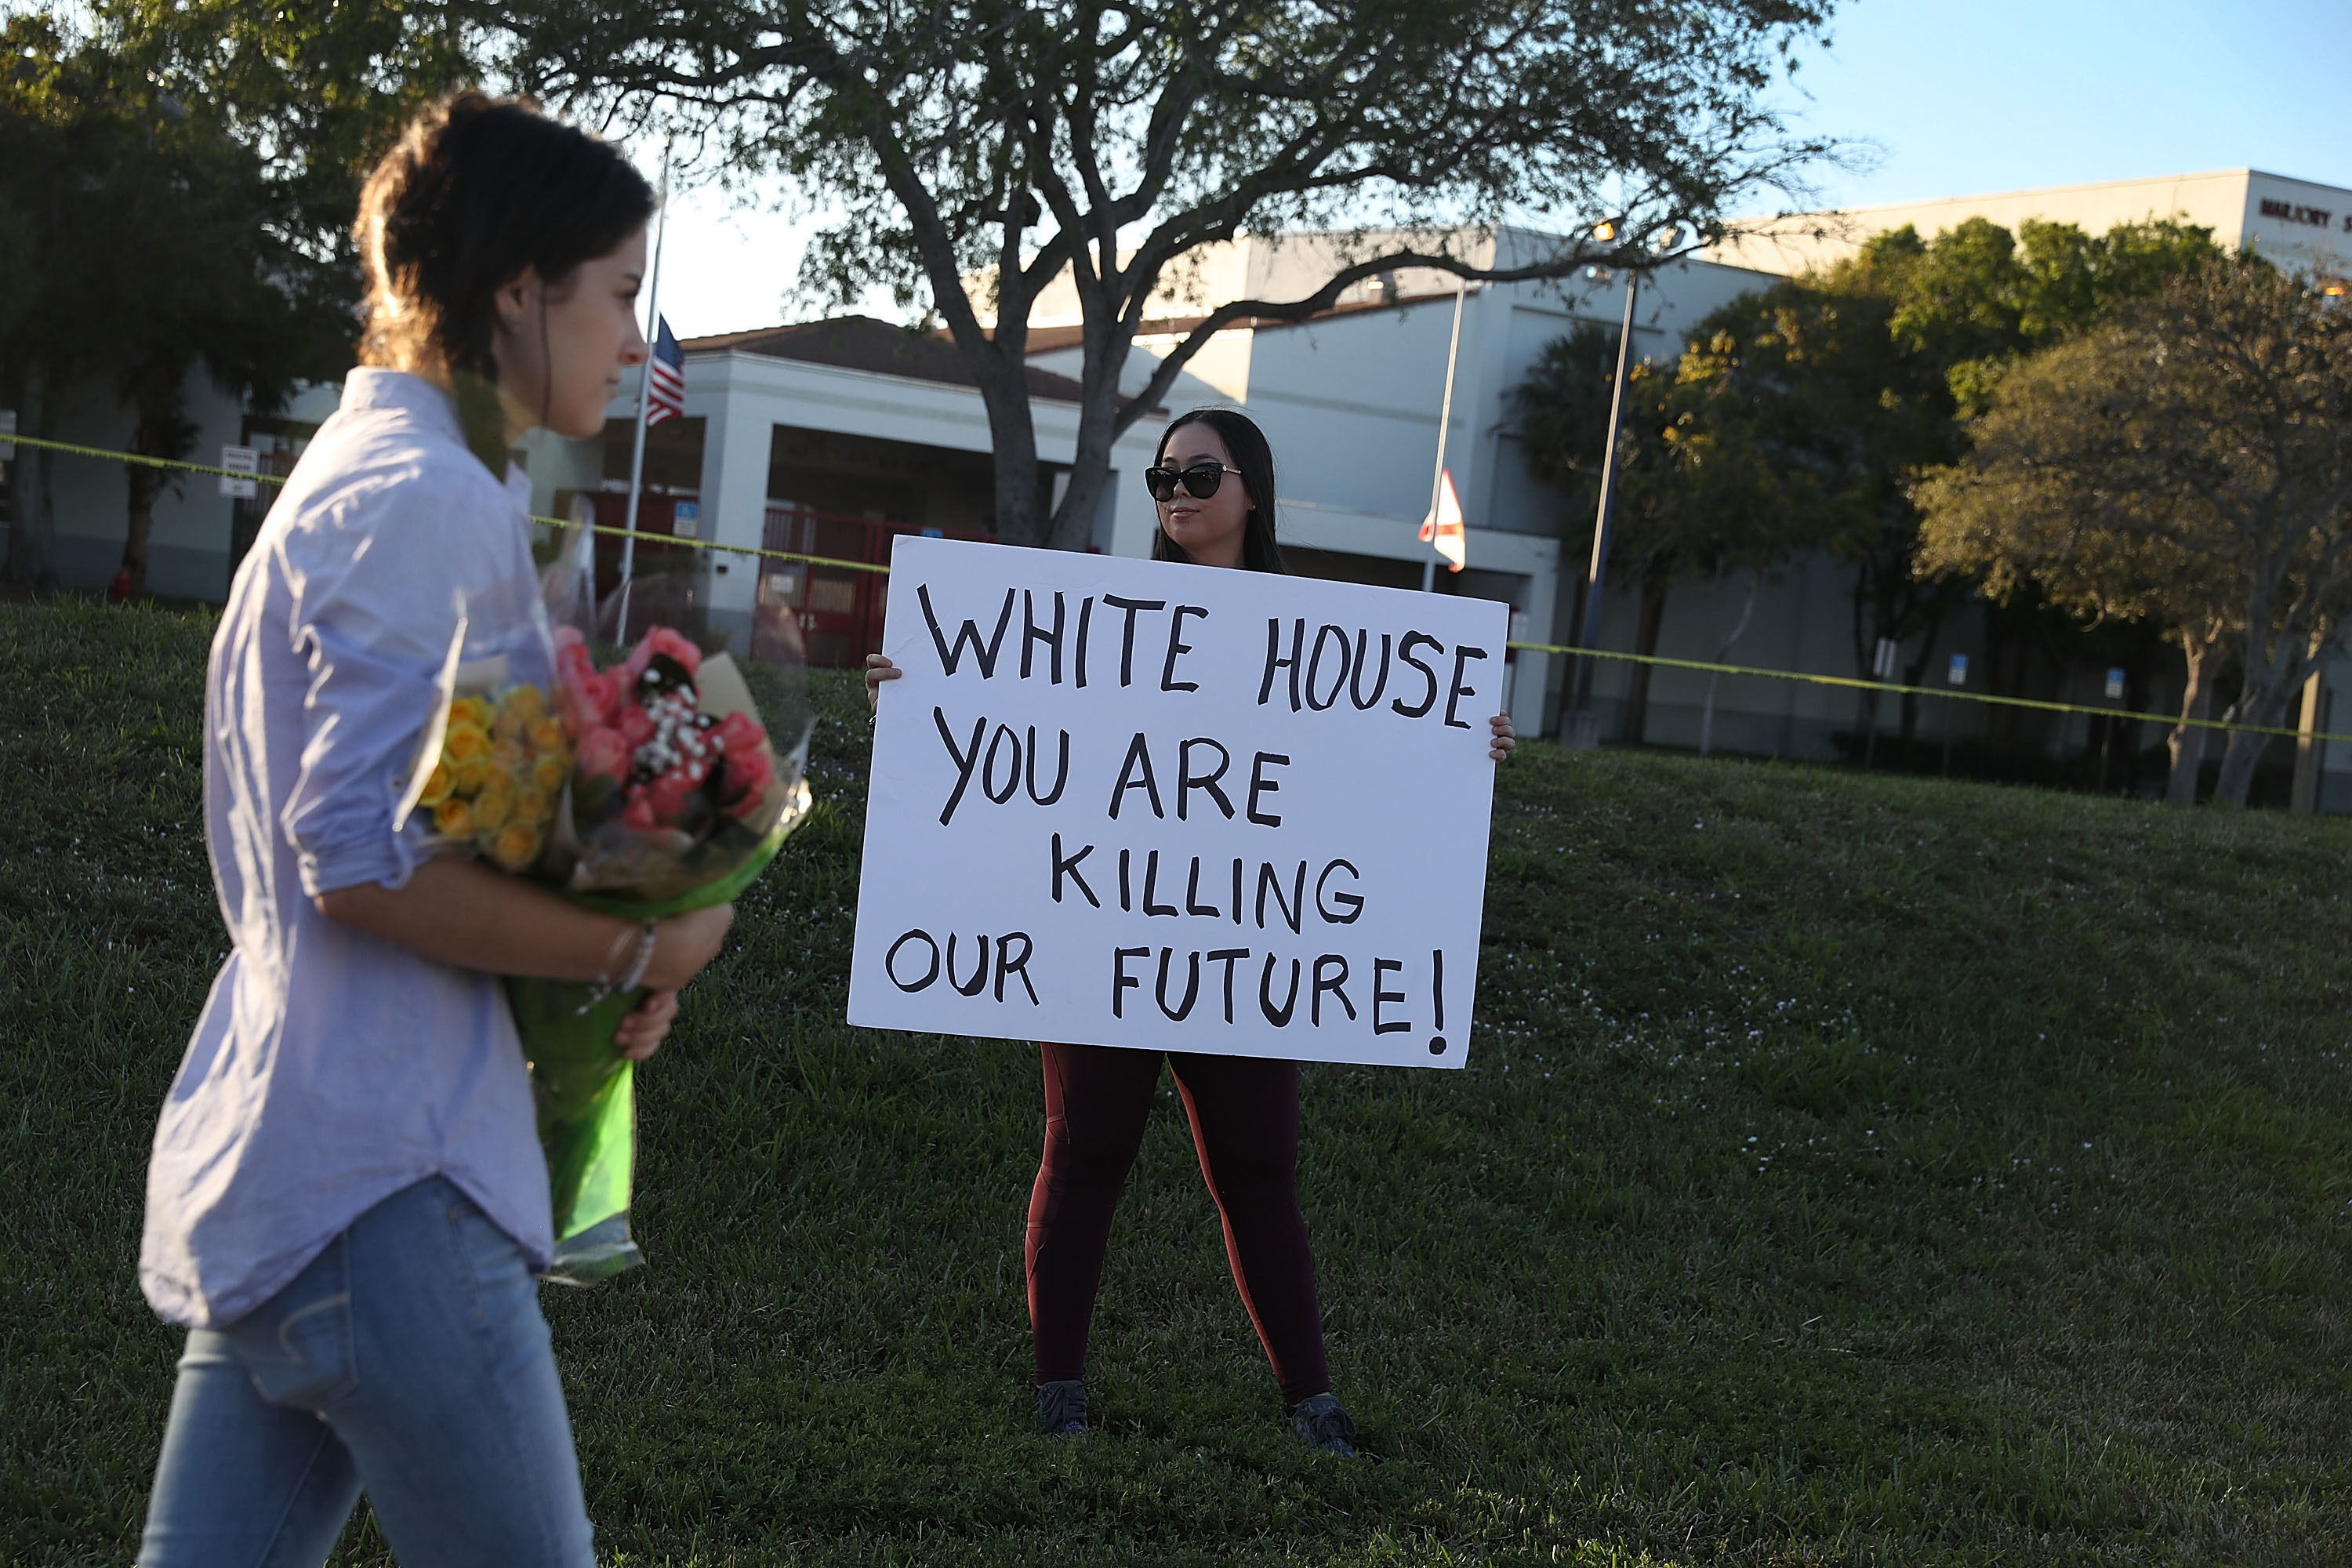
[
  {"xmin": 1036, "ymin": 1378, "xmax": 1088, "ymax": 1437},
  {"xmin": 1288, "ymin": 1392, "xmax": 1358, "ymax": 1457}
]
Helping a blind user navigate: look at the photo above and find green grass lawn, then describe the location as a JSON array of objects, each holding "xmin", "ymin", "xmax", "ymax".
[{"xmin": 4, "ymin": 598, "xmax": 2349, "ymax": 1566}]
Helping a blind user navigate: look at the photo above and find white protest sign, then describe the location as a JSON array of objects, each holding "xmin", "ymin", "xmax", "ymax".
[
  {"xmin": 848, "ymin": 535, "xmax": 1507, "ymax": 1069},
  {"xmin": 218, "ymin": 445, "xmax": 258, "ymax": 499}
]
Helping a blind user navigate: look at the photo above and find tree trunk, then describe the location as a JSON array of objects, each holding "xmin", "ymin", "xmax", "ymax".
[
  {"xmin": 2214, "ymin": 626, "xmax": 2332, "ymax": 808},
  {"xmin": 1051, "ymin": 340, "xmax": 1128, "ymax": 554},
  {"xmin": 1698, "ymin": 570, "xmax": 1759, "ymax": 758},
  {"xmin": 3, "ymin": 364, "xmax": 58, "ymax": 591},
  {"xmin": 1856, "ymin": 684, "xmax": 1880, "ymax": 766},
  {"xmin": 1621, "ymin": 571, "xmax": 1670, "ymax": 746},
  {"xmin": 123, "ymin": 463, "xmax": 162, "ymax": 596},
  {"xmin": 2165, "ymin": 637, "xmax": 2216, "ymax": 805},
  {"xmin": 978, "ymin": 357, "xmax": 1047, "ymax": 547},
  {"xmin": 2212, "ymin": 723, "xmax": 2268, "ymax": 808},
  {"xmin": 1896, "ymin": 623, "xmax": 1948, "ymax": 742}
]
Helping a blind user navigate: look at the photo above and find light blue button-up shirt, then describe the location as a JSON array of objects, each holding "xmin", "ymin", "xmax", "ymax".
[{"xmin": 142, "ymin": 369, "xmax": 558, "ymax": 1328}]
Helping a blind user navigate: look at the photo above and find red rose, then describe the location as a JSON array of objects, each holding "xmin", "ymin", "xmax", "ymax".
[
  {"xmin": 554, "ymin": 635, "xmax": 617, "ymax": 730},
  {"xmin": 623, "ymin": 625, "xmax": 703, "ymax": 688},
  {"xmin": 724, "ymin": 748, "xmax": 774, "ymax": 818},
  {"xmin": 713, "ymin": 710, "xmax": 767, "ymax": 755},
  {"xmin": 648, "ymin": 771, "xmax": 696, "ymax": 824},
  {"xmin": 576, "ymin": 726, "xmax": 630, "ymax": 782}
]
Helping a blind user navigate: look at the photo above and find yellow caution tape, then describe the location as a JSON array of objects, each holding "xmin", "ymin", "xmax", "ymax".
[
  {"xmin": 1, "ymin": 430, "xmax": 890, "ymax": 575},
  {"xmin": 1510, "ymin": 640, "xmax": 2352, "ymax": 746}
]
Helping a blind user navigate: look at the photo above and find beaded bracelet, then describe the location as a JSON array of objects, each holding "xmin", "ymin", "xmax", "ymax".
[{"xmin": 576, "ymin": 919, "xmax": 659, "ymax": 1014}]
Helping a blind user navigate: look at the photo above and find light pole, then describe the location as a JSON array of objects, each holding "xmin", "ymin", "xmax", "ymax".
[{"xmin": 1563, "ymin": 227, "xmax": 1643, "ymax": 750}]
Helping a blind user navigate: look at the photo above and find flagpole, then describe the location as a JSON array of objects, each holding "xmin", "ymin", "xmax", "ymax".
[
  {"xmin": 1421, "ymin": 275, "xmax": 1468, "ymax": 593},
  {"xmin": 615, "ymin": 132, "xmax": 673, "ymax": 645}
]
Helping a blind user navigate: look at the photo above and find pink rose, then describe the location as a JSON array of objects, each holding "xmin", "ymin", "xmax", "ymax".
[
  {"xmin": 647, "ymin": 771, "xmax": 696, "ymax": 824},
  {"xmin": 617, "ymin": 706, "xmax": 655, "ymax": 748},
  {"xmin": 555, "ymin": 635, "xmax": 622, "ymax": 730},
  {"xmin": 724, "ymin": 748, "xmax": 773, "ymax": 817},
  {"xmin": 622, "ymin": 792, "xmax": 659, "ymax": 833},
  {"xmin": 713, "ymin": 711, "xmax": 767, "ymax": 755},
  {"xmin": 623, "ymin": 625, "xmax": 702, "ymax": 688},
  {"xmin": 554, "ymin": 641, "xmax": 598, "ymax": 728},
  {"xmin": 576, "ymin": 726, "xmax": 630, "ymax": 782}
]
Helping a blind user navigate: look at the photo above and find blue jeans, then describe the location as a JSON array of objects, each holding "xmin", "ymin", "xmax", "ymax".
[{"xmin": 139, "ymin": 1176, "xmax": 593, "ymax": 1566}]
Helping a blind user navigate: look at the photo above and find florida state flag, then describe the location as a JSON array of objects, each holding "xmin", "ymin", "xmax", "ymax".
[{"xmin": 1419, "ymin": 469, "xmax": 1467, "ymax": 572}]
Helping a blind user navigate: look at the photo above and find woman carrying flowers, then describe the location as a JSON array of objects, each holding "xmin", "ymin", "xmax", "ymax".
[{"xmin": 136, "ymin": 95, "xmax": 730, "ymax": 1566}]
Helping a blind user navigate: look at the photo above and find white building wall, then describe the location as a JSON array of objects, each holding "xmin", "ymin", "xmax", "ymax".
[{"xmin": 25, "ymin": 370, "xmax": 339, "ymax": 602}]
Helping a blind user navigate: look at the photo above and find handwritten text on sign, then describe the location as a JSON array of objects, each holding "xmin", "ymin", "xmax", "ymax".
[{"xmin": 847, "ymin": 537, "xmax": 1504, "ymax": 1069}]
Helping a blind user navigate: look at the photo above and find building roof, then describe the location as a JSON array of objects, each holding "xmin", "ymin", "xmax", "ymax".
[{"xmin": 683, "ymin": 315, "xmax": 1096, "ymax": 405}]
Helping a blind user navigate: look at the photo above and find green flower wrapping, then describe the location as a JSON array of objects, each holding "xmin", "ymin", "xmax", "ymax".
[{"xmin": 511, "ymin": 784, "xmax": 808, "ymax": 1285}]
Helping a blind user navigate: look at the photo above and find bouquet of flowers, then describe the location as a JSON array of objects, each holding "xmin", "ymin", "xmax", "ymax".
[
  {"xmin": 403, "ymin": 556, "xmax": 811, "ymax": 1283},
  {"xmin": 517, "ymin": 622, "xmax": 809, "ymax": 1282}
]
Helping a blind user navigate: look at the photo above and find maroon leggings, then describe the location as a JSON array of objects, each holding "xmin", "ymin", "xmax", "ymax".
[{"xmin": 1025, "ymin": 1040, "xmax": 1330, "ymax": 1406}]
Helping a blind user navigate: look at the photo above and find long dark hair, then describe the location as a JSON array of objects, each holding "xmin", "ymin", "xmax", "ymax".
[
  {"xmin": 1150, "ymin": 408, "xmax": 1287, "ymax": 574},
  {"xmin": 355, "ymin": 92, "xmax": 655, "ymax": 470}
]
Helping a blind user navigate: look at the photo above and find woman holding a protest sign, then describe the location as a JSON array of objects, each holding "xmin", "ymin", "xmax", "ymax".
[
  {"xmin": 135, "ymin": 96, "xmax": 735, "ymax": 1566},
  {"xmin": 866, "ymin": 408, "xmax": 1514, "ymax": 1457}
]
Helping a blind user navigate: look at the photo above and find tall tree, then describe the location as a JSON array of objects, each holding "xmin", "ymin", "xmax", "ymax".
[
  {"xmin": 1645, "ymin": 216, "xmax": 2226, "ymax": 751},
  {"xmin": 1512, "ymin": 317, "xmax": 1831, "ymax": 744},
  {"xmin": 1666, "ymin": 274, "xmax": 1953, "ymax": 745},
  {"xmin": 0, "ymin": 5, "xmax": 471, "ymax": 592},
  {"xmin": 484, "ymin": 0, "xmax": 1839, "ymax": 549},
  {"xmin": 1917, "ymin": 260, "xmax": 2352, "ymax": 806}
]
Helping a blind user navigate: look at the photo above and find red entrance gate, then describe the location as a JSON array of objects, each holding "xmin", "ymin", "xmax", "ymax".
[{"xmin": 754, "ymin": 506, "xmax": 991, "ymax": 669}]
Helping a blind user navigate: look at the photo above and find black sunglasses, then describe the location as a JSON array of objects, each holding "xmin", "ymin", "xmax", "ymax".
[{"xmin": 1145, "ymin": 462, "xmax": 1243, "ymax": 503}]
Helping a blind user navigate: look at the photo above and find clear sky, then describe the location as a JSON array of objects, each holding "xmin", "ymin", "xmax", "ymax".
[
  {"xmin": 639, "ymin": 0, "xmax": 2352, "ymax": 339},
  {"xmin": 1766, "ymin": 0, "xmax": 2352, "ymax": 212}
]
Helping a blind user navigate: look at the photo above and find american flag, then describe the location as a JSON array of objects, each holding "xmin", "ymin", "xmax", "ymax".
[{"xmin": 646, "ymin": 318, "xmax": 685, "ymax": 426}]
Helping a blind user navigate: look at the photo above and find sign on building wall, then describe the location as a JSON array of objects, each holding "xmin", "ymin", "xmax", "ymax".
[
  {"xmin": 848, "ymin": 536, "xmax": 1506, "ymax": 1069},
  {"xmin": 217, "ymin": 446, "xmax": 258, "ymax": 500}
]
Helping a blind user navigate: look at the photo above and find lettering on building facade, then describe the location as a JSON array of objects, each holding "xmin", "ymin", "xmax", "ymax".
[{"xmin": 2259, "ymin": 196, "xmax": 2336, "ymax": 229}]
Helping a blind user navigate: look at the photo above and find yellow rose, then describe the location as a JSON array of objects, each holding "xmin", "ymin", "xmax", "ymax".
[
  {"xmin": 492, "ymin": 707, "xmax": 528, "ymax": 746},
  {"xmin": 499, "ymin": 684, "xmax": 546, "ymax": 724},
  {"xmin": 487, "ymin": 822, "xmax": 543, "ymax": 873},
  {"xmin": 449, "ymin": 695, "xmax": 493, "ymax": 731},
  {"xmin": 442, "ymin": 722, "xmax": 492, "ymax": 764},
  {"xmin": 416, "ymin": 760, "xmax": 453, "ymax": 808},
  {"xmin": 515, "ymin": 786, "xmax": 551, "ymax": 829},
  {"xmin": 531, "ymin": 753, "xmax": 568, "ymax": 793},
  {"xmin": 472, "ymin": 782, "xmax": 515, "ymax": 832},
  {"xmin": 434, "ymin": 796, "xmax": 474, "ymax": 838},
  {"xmin": 451, "ymin": 756, "xmax": 490, "ymax": 794},
  {"xmin": 527, "ymin": 716, "xmax": 568, "ymax": 756},
  {"xmin": 492, "ymin": 739, "xmax": 528, "ymax": 771}
]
